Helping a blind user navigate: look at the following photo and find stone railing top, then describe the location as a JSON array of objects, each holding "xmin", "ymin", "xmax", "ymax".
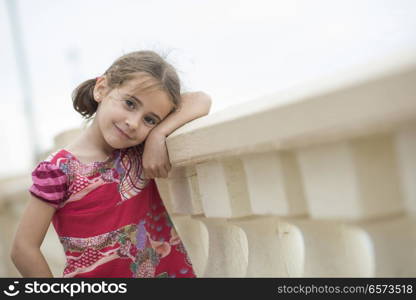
[{"xmin": 167, "ymin": 50, "xmax": 416, "ymax": 166}]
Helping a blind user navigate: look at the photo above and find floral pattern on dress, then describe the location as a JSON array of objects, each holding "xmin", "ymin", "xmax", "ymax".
[
  {"xmin": 54, "ymin": 145, "xmax": 149, "ymax": 207},
  {"xmin": 30, "ymin": 145, "xmax": 196, "ymax": 278},
  {"xmin": 60, "ymin": 218, "xmax": 188, "ymax": 278}
]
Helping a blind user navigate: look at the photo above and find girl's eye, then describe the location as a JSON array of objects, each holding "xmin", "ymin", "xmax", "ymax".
[
  {"xmin": 125, "ymin": 99, "xmax": 135, "ymax": 109},
  {"xmin": 145, "ymin": 116, "xmax": 157, "ymax": 126},
  {"xmin": 124, "ymin": 99, "xmax": 156, "ymax": 126}
]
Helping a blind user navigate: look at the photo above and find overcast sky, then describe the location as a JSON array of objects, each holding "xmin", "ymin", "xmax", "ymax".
[{"xmin": 1, "ymin": 0, "xmax": 416, "ymax": 177}]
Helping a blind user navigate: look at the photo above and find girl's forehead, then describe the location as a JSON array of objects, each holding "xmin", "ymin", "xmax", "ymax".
[
  {"xmin": 123, "ymin": 73, "xmax": 161, "ymax": 94},
  {"xmin": 116, "ymin": 74, "xmax": 173, "ymax": 115}
]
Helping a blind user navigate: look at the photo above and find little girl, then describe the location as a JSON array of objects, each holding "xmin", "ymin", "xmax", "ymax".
[{"xmin": 11, "ymin": 50, "xmax": 211, "ymax": 278}]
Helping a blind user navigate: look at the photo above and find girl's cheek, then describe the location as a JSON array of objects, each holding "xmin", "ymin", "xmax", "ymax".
[
  {"xmin": 142, "ymin": 131, "xmax": 151, "ymax": 141},
  {"xmin": 114, "ymin": 107, "xmax": 128, "ymax": 119}
]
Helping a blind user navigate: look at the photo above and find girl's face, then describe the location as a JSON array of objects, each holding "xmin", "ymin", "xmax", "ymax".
[{"xmin": 93, "ymin": 74, "xmax": 174, "ymax": 150}]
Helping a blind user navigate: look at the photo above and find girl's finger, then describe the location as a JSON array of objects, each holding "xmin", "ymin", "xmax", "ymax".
[
  {"xmin": 145, "ymin": 170, "xmax": 153, "ymax": 179},
  {"xmin": 158, "ymin": 168, "xmax": 166, "ymax": 178},
  {"xmin": 149, "ymin": 168, "xmax": 157, "ymax": 178},
  {"xmin": 153, "ymin": 167, "xmax": 164, "ymax": 178},
  {"xmin": 163, "ymin": 165, "xmax": 170, "ymax": 176}
]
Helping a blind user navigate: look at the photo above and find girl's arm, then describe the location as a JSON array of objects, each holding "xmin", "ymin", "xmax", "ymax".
[
  {"xmin": 152, "ymin": 91, "xmax": 212, "ymax": 137},
  {"xmin": 11, "ymin": 195, "xmax": 56, "ymax": 277},
  {"xmin": 142, "ymin": 91, "xmax": 212, "ymax": 179}
]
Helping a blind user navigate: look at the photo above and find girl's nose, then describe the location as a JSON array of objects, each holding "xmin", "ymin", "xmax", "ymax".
[
  {"xmin": 125, "ymin": 117, "xmax": 148, "ymax": 142},
  {"xmin": 125, "ymin": 113, "xmax": 143, "ymax": 130}
]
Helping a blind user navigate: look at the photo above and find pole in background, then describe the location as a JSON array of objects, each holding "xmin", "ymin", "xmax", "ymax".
[{"xmin": 5, "ymin": 0, "xmax": 41, "ymax": 165}]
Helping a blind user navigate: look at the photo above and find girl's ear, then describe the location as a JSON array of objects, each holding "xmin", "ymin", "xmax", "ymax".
[{"xmin": 93, "ymin": 76, "xmax": 109, "ymax": 102}]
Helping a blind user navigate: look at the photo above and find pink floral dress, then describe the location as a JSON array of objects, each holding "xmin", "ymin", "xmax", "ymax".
[{"xmin": 29, "ymin": 144, "xmax": 196, "ymax": 278}]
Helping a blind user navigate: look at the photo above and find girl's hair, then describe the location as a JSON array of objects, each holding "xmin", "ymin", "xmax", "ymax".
[{"xmin": 72, "ymin": 50, "xmax": 181, "ymax": 120}]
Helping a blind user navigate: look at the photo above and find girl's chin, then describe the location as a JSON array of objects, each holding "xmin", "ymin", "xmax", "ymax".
[
  {"xmin": 105, "ymin": 136, "xmax": 128, "ymax": 150},
  {"xmin": 105, "ymin": 131, "xmax": 140, "ymax": 149}
]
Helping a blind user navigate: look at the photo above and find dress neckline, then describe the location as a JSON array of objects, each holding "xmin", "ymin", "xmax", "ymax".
[{"xmin": 61, "ymin": 148, "xmax": 118, "ymax": 166}]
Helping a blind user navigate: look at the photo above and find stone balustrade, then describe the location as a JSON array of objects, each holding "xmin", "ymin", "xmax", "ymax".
[
  {"xmin": 154, "ymin": 50, "xmax": 416, "ymax": 277},
  {"xmin": 1, "ymin": 50, "xmax": 415, "ymax": 277}
]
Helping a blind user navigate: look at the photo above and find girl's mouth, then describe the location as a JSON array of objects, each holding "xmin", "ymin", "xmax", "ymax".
[{"xmin": 114, "ymin": 124, "xmax": 131, "ymax": 139}]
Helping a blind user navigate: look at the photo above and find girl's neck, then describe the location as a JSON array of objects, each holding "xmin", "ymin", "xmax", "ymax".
[{"xmin": 67, "ymin": 119, "xmax": 115, "ymax": 160}]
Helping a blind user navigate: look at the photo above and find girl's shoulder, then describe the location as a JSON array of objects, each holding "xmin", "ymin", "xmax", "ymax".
[
  {"xmin": 29, "ymin": 149, "xmax": 71, "ymax": 209},
  {"xmin": 33, "ymin": 148, "xmax": 80, "ymax": 181},
  {"xmin": 44, "ymin": 149, "xmax": 72, "ymax": 165},
  {"xmin": 39, "ymin": 149, "xmax": 75, "ymax": 174}
]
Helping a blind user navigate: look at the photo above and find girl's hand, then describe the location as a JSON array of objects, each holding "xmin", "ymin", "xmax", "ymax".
[{"xmin": 142, "ymin": 130, "xmax": 171, "ymax": 179}]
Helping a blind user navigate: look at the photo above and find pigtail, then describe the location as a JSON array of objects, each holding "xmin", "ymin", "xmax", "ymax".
[{"xmin": 72, "ymin": 78, "xmax": 98, "ymax": 119}]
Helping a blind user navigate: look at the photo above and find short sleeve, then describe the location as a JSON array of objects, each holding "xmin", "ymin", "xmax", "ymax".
[{"xmin": 29, "ymin": 161, "xmax": 69, "ymax": 209}]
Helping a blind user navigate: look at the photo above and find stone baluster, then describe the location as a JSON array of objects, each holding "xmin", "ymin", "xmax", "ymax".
[
  {"xmin": 353, "ymin": 125, "xmax": 416, "ymax": 277},
  {"xmin": 193, "ymin": 158, "xmax": 251, "ymax": 277},
  {"xmin": 295, "ymin": 133, "xmax": 412, "ymax": 276},
  {"xmin": 231, "ymin": 151, "xmax": 307, "ymax": 277},
  {"xmin": 394, "ymin": 125, "xmax": 416, "ymax": 214},
  {"xmin": 155, "ymin": 167, "xmax": 208, "ymax": 277}
]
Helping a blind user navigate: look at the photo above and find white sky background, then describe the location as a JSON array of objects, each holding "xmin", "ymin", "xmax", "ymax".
[{"xmin": 1, "ymin": 0, "xmax": 416, "ymax": 178}]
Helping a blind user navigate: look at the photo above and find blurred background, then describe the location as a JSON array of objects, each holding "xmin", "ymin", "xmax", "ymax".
[
  {"xmin": 1, "ymin": 0, "xmax": 416, "ymax": 177},
  {"xmin": 1, "ymin": 0, "xmax": 416, "ymax": 278}
]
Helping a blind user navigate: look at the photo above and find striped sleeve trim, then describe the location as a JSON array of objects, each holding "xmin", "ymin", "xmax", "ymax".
[{"xmin": 29, "ymin": 161, "xmax": 68, "ymax": 208}]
